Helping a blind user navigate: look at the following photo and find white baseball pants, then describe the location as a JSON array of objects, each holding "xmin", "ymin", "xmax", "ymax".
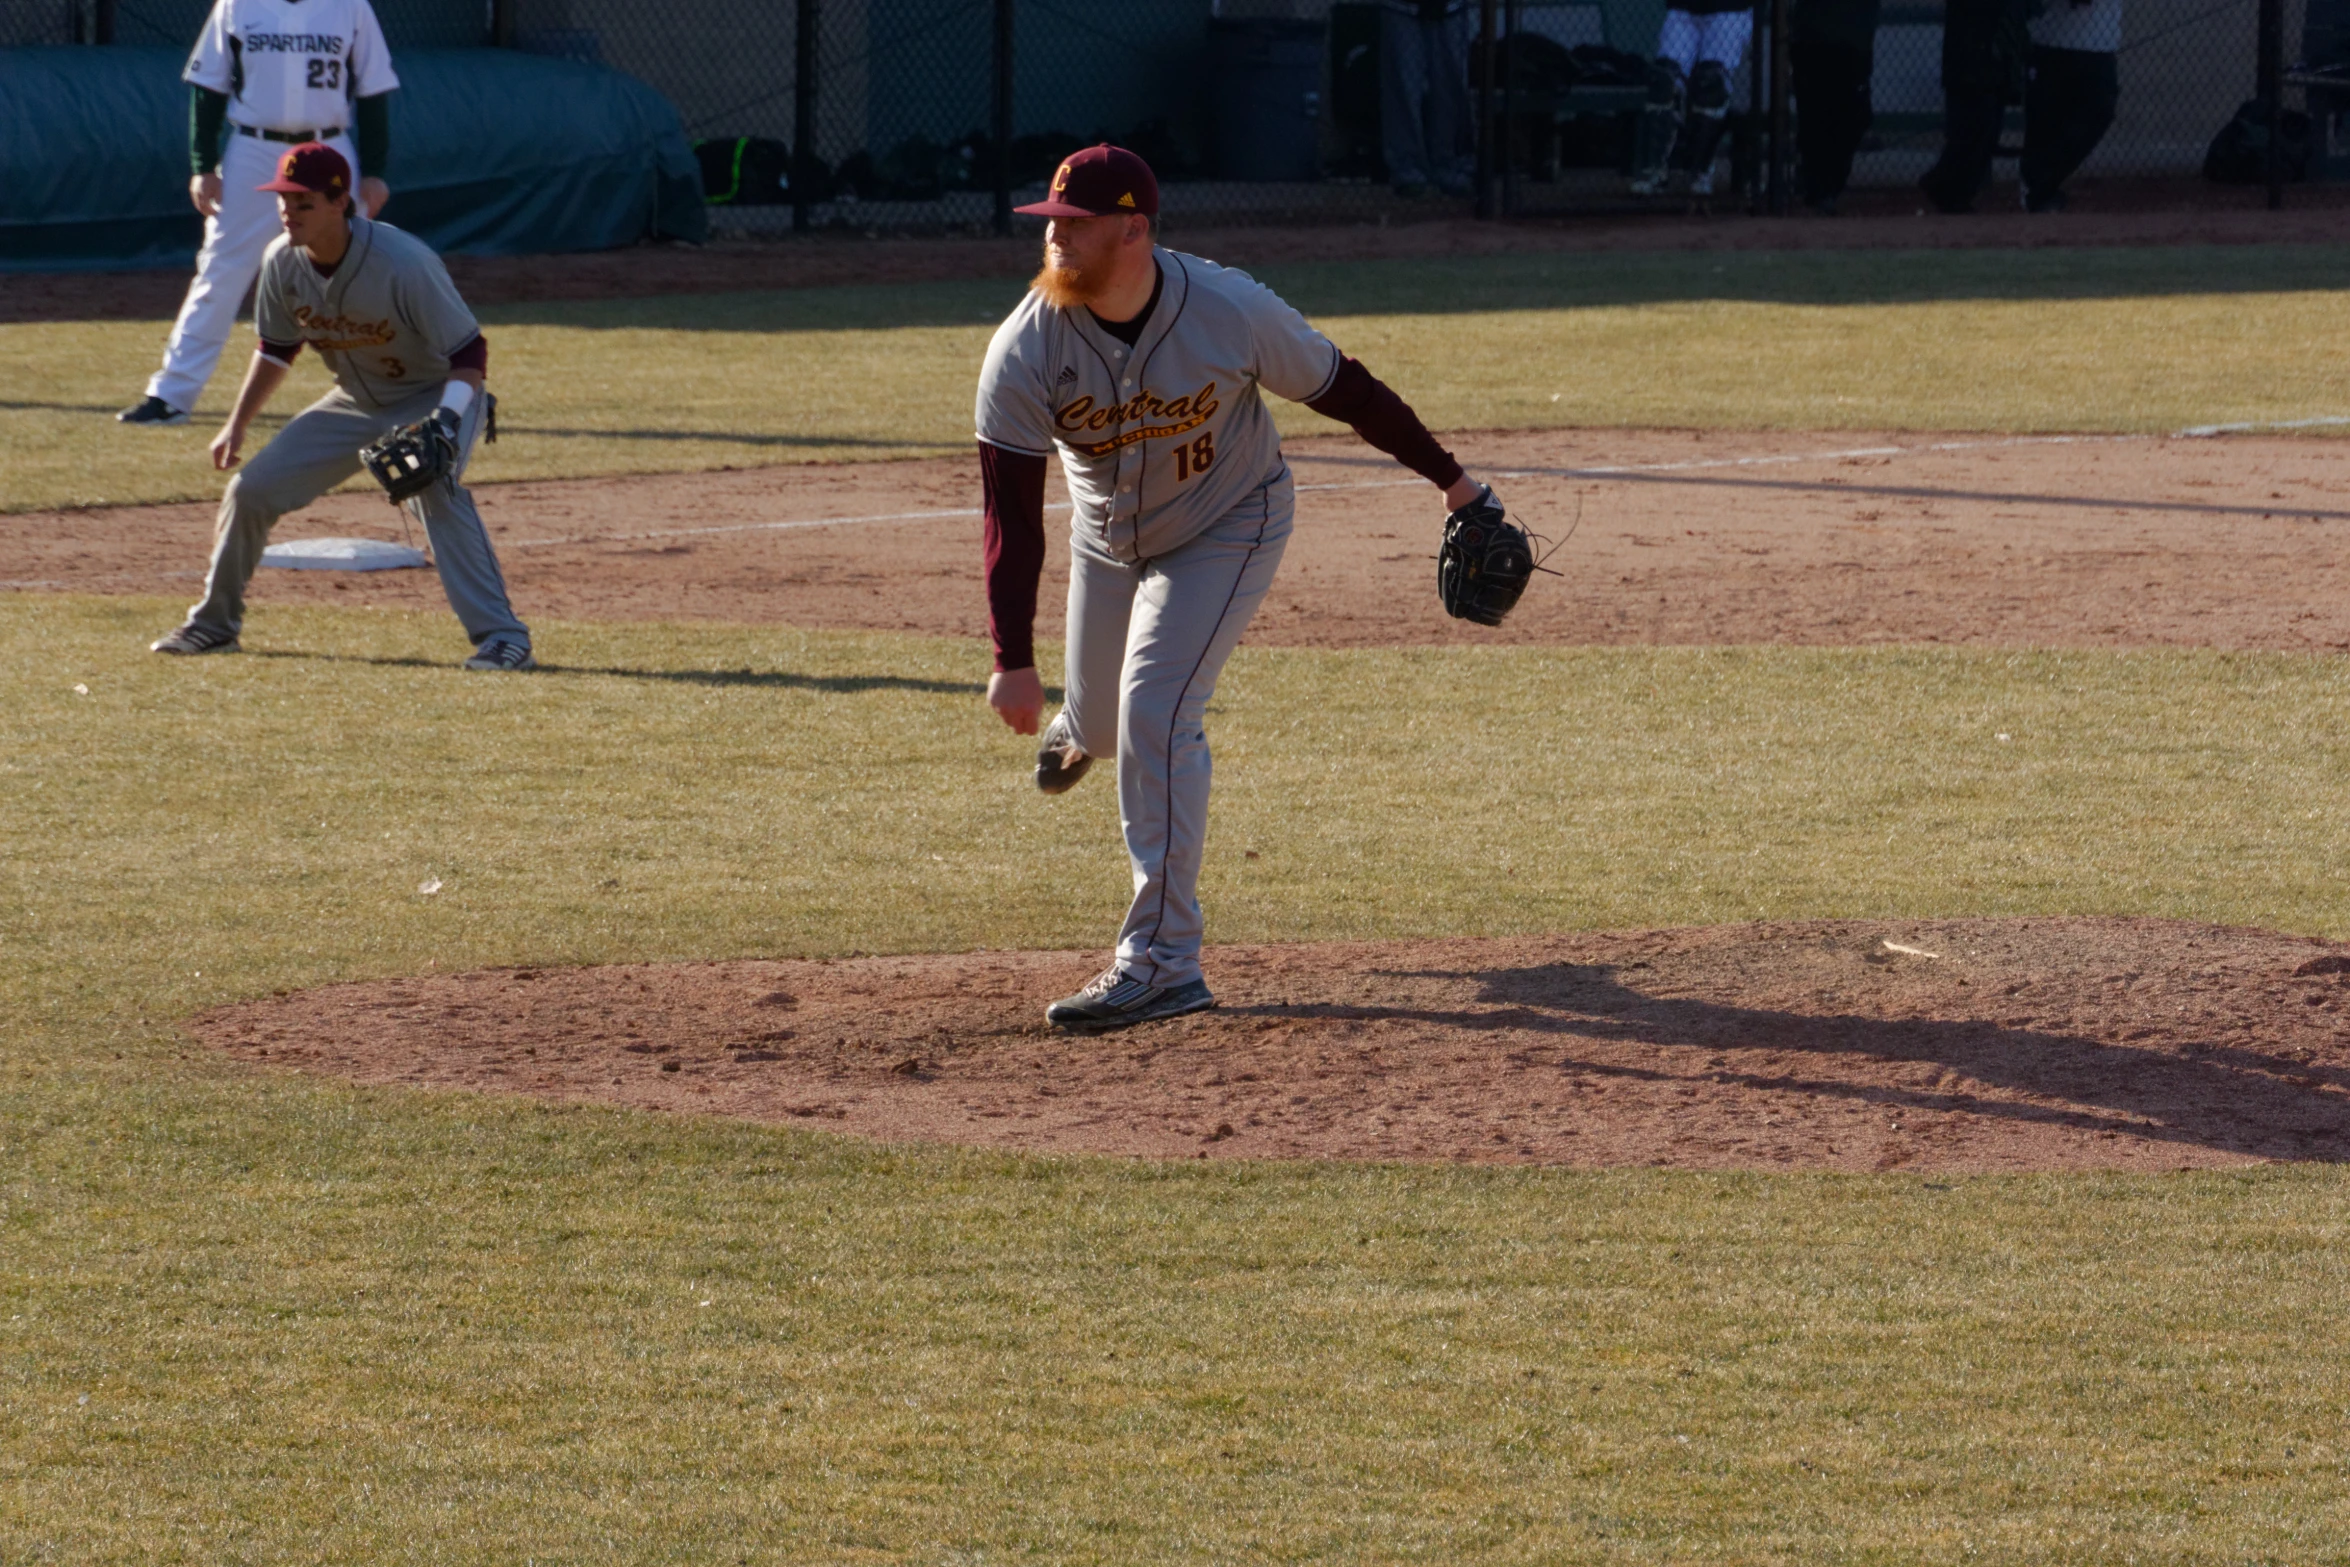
[
  {"xmin": 147, "ymin": 130, "xmax": 357, "ymax": 415},
  {"xmin": 1657, "ymin": 9, "xmax": 1753, "ymax": 73},
  {"xmin": 1059, "ymin": 476, "xmax": 1294, "ymax": 990}
]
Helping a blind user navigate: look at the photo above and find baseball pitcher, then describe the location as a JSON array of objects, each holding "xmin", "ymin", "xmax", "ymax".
[
  {"xmin": 119, "ymin": 0, "xmax": 397, "ymax": 426},
  {"xmin": 976, "ymin": 144, "xmax": 1500, "ymax": 1031},
  {"xmin": 150, "ymin": 142, "xmax": 532, "ymax": 671}
]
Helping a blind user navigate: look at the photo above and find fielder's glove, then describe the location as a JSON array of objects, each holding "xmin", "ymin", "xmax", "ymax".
[
  {"xmin": 1436, "ymin": 484, "xmax": 1534, "ymax": 627},
  {"xmin": 360, "ymin": 409, "xmax": 460, "ymax": 505}
]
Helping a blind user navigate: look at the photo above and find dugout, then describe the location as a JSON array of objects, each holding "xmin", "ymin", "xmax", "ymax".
[{"xmin": 0, "ymin": 44, "xmax": 706, "ymax": 270}]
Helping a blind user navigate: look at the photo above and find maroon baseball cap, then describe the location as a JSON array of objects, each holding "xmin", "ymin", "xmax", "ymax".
[
  {"xmin": 1015, "ymin": 144, "xmax": 1159, "ymax": 219},
  {"xmin": 258, "ymin": 142, "xmax": 351, "ymax": 199}
]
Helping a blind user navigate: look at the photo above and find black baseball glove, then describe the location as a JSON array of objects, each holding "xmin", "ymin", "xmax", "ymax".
[
  {"xmin": 1436, "ymin": 485, "xmax": 1534, "ymax": 627},
  {"xmin": 360, "ymin": 409, "xmax": 459, "ymax": 505}
]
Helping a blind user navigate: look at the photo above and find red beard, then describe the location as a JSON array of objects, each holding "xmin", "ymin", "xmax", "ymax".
[{"xmin": 1031, "ymin": 251, "xmax": 1099, "ymax": 309}]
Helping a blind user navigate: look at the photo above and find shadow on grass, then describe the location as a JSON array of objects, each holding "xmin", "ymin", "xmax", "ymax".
[
  {"xmin": 0, "ymin": 399, "xmax": 288, "ymax": 425},
  {"xmin": 478, "ymin": 246, "xmax": 2350, "ymax": 333},
  {"xmin": 503, "ymin": 424, "xmax": 942, "ymax": 450},
  {"xmin": 1225, "ymin": 960, "xmax": 2350, "ymax": 1164},
  {"xmin": 248, "ymin": 647, "xmax": 1010, "ymax": 697},
  {"xmin": 549, "ymin": 662, "xmax": 1009, "ymax": 697},
  {"xmin": 0, "ymin": 401, "xmax": 924, "ymax": 455}
]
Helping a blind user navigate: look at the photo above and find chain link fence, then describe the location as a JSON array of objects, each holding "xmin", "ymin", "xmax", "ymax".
[{"xmin": 5, "ymin": 0, "xmax": 2333, "ymax": 231}]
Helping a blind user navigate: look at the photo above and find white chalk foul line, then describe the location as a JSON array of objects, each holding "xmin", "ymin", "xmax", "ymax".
[
  {"xmin": 1490, "ymin": 432, "xmax": 2148, "ymax": 482},
  {"xmin": 2175, "ymin": 415, "xmax": 2350, "ymax": 438},
  {"xmin": 489, "ymin": 427, "xmax": 2322, "ymax": 552}
]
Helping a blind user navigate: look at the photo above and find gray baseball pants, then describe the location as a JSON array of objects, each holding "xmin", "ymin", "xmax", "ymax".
[
  {"xmin": 186, "ymin": 384, "xmax": 528, "ymax": 650},
  {"xmin": 1060, "ymin": 476, "xmax": 1294, "ymax": 990}
]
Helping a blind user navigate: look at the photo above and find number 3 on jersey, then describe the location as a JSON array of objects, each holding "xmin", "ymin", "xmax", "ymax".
[{"xmin": 1171, "ymin": 430, "xmax": 1214, "ymax": 482}]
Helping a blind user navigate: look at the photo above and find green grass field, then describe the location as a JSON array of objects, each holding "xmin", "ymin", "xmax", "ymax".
[
  {"xmin": 9, "ymin": 242, "xmax": 2350, "ymax": 1560},
  {"xmin": 7, "ymin": 596, "xmax": 2350, "ymax": 1561},
  {"xmin": 8, "ymin": 244, "xmax": 2350, "ymax": 512}
]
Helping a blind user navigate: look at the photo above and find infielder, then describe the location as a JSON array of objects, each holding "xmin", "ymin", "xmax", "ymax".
[
  {"xmin": 977, "ymin": 145, "xmax": 1495, "ymax": 1031},
  {"xmin": 118, "ymin": 0, "xmax": 397, "ymax": 427},
  {"xmin": 150, "ymin": 143, "xmax": 533, "ymax": 671}
]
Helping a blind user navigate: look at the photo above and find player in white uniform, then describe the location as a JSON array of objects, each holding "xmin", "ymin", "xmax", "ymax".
[
  {"xmin": 117, "ymin": 0, "xmax": 397, "ymax": 427},
  {"xmin": 975, "ymin": 146, "xmax": 1495, "ymax": 1031}
]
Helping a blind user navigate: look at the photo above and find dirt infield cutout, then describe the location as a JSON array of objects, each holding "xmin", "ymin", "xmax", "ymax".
[
  {"xmin": 193, "ymin": 918, "xmax": 2350, "ymax": 1172},
  {"xmin": 16, "ymin": 429, "xmax": 2350, "ymax": 652}
]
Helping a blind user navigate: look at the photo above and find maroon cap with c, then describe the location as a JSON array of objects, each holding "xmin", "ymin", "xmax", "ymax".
[
  {"xmin": 258, "ymin": 142, "xmax": 351, "ymax": 199},
  {"xmin": 1014, "ymin": 144, "xmax": 1159, "ymax": 218}
]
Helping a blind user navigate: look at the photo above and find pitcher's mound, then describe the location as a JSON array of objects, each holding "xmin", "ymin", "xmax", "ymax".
[{"xmin": 193, "ymin": 918, "xmax": 2350, "ymax": 1172}]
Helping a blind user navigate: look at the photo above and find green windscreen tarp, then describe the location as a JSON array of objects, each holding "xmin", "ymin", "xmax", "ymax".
[{"xmin": 1, "ymin": 46, "xmax": 706, "ymax": 270}]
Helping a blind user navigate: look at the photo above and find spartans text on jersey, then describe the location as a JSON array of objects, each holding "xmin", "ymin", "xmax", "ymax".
[{"xmin": 244, "ymin": 33, "xmax": 345, "ymax": 52}]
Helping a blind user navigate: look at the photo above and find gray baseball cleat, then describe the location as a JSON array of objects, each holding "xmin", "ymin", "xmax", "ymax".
[
  {"xmin": 462, "ymin": 637, "xmax": 536, "ymax": 672},
  {"xmin": 151, "ymin": 622, "xmax": 240, "ymax": 655},
  {"xmin": 1046, "ymin": 966, "xmax": 1215, "ymax": 1032},
  {"xmin": 1035, "ymin": 710, "xmax": 1092, "ymax": 794},
  {"xmin": 117, "ymin": 396, "xmax": 190, "ymax": 426}
]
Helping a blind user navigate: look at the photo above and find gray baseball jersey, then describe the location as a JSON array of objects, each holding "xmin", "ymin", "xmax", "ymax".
[
  {"xmin": 254, "ymin": 215, "xmax": 479, "ymax": 408},
  {"xmin": 974, "ymin": 247, "xmax": 1342, "ymax": 562}
]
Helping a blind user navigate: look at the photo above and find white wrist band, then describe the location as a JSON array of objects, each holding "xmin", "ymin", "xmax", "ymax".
[{"xmin": 438, "ymin": 380, "xmax": 476, "ymax": 419}]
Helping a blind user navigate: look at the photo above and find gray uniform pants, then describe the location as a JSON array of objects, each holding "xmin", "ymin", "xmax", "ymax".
[
  {"xmin": 1061, "ymin": 478, "xmax": 1293, "ymax": 990},
  {"xmin": 187, "ymin": 385, "xmax": 527, "ymax": 649}
]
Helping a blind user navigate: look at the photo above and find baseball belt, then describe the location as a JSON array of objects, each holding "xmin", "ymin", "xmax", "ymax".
[{"xmin": 232, "ymin": 123, "xmax": 345, "ymax": 144}]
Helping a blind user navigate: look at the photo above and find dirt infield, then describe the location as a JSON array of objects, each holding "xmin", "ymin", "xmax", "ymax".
[
  {"xmin": 12, "ymin": 193, "xmax": 2350, "ymax": 323},
  {"xmin": 18, "ymin": 427, "xmax": 2349, "ymax": 652},
  {"xmin": 85, "ymin": 420, "xmax": 2349, "ymax": 1169},
  {"xmin": 192, "ymin": 919, "xmax": 2350, "ymax": 1171}
]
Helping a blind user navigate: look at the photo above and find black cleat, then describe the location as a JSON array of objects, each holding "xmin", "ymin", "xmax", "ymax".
[
  {"xmin": 150, "ymin": 622, "xmax": 240, "ymax": 655},
  {"xmin": 1046, "ymin": 966, "xmax": 1215, "ymax": 1032},
  {"xmin": 117, "ymin": 396, "xmax": 189, "ymax": 426},
  {"xmin": 1035, "ymin": 711, "xmax": 1092, "ymax": 794}
]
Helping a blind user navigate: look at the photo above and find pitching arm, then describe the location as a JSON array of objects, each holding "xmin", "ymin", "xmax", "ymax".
[{"xmin": 980, "ymin": 440, "xmax": 1050, "ymax": 734}]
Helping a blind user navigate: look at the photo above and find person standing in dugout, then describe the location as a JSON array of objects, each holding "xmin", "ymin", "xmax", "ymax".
[
  {"xmin": 1920, "ymin": 0, "xmax": 2033, "ymax": 211},
  {"xmin": 1631, "ymin": 0, "xmax": 1754, "ymax": 195},
  {"xmin": 2020, "ymin": 0, "xmax": 2124, "ymax": 212},
  {"xmin": 1791, "ymin": 0, "xmax": 1883, "ymax": 214},
  {"xmin": 150, "ymin": 143, "xmax": 533, "ymax": 671},
  {"xmin": 975, "ymin": 146, "xmax": 1495, "ymax": 1031},
  {"xmin": 120, "ymin": 0, "xmax": 399, "ymax": 427}
]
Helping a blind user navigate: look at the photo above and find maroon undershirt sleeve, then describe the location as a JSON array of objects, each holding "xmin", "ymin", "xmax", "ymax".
[
  {"xmin": 259, "ymin": 338, "xmax": 304, "ymax": 364},
  {"xmin": 1305, "ymin": 356, "xmax": 1465, "ymax": 492},
  {"xmin": 446, "ymin": 333, "xmax": 488, "ymax": 375},
  {"xmin": 979, "ymin": 441, "xmax": 1050, "ymax": 672}
]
